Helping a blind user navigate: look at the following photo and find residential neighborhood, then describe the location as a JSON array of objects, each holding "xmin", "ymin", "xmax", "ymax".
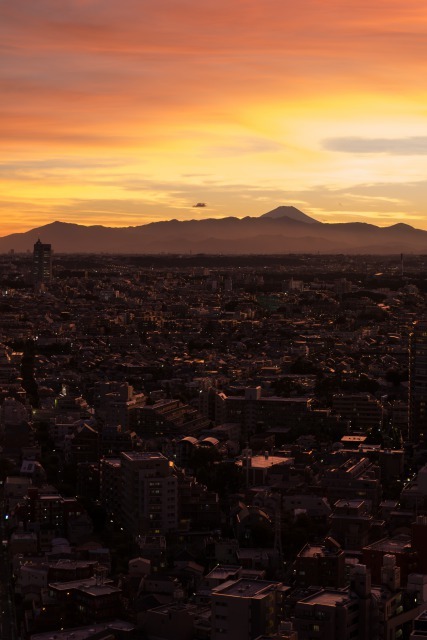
[{"xmin": 1, "ymin": 248, "xmax": 427, "ymax": 639}]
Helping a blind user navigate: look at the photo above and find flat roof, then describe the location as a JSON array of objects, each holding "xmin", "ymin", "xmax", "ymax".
[
  {"xmin": 121, "ymin": 451, "xmax": 166, "ymax": 461},
  {"xmin": 49, "ymin": 576, "xmax": 114, "ymax": 592},
  {"xmin": 237, "ymin": 455, "xmax": 293, "ymax": 469},
  {"xmin": 102, "ymin": 458, "xmax": 121, "ymax": 467},
  {"xmin": 77, "ymin": 583, "xmax": 122, "ymax": 597},
  {"xmin": 364, "ymin": 535, "xmax": 412, "ymax": 554},
  {"xmin": 334, "ymin": 499, "xmax": 365, "ymax": 508},
  {"xmin": 213, "ymin": 578, "xmax": 282, "ymax": 598},
  {"xmin": 206, "ymin": 565, "xmax": 242, "ymax": 580},
  {"xmin": 299, "ymin": 589, "xmax": 349, "ymax": 607}
]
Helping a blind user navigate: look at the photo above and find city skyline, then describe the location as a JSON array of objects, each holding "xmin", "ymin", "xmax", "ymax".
[{"xmin": 2, "ymin": 1, "xmax": 427, "ymax": 236}]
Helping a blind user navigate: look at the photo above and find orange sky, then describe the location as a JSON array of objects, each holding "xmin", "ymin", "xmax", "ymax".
[{"xmin": 2, "ymin": 0, "xmax": 427, "ymax": 235}]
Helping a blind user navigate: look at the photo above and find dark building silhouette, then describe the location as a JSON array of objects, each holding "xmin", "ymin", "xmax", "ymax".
[
  {"xmin": 295, "ymin": 537, "xmax": 346, "ymax": 589},
  {"xmin": 409, "ymin": 320, "xmax": 427, "ymax": 443},
  {"xmin": 32, "ymin": 239, "xmax": 52, "ymax": 285},
  {"xmin": 411, "ymin": 515, "xmax": 427, "ymax": 574}
]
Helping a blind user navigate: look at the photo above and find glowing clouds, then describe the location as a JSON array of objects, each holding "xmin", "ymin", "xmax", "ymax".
[{"xmin": 1, "ymin": 0, "xmax": 427, "ymax": 234}]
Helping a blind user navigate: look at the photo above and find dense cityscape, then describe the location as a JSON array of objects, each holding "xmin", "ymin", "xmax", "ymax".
[{"xmin": 2, "ymin": 243, "xmax": 427, "ymax": 639}]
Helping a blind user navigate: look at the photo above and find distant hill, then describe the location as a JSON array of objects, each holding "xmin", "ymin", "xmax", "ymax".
[
  {"xmin": 0, "ymin": 209, "xmax": 426, "ymax": 254},
  {"xmin": 261, "ymin": 206, "xmax": 318, "ymax": 224}
]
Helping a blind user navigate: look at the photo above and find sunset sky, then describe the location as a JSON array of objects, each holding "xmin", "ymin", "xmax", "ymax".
[{"xmin": 2, "ymin": 0, "xmax": 427, "ymax": 236}]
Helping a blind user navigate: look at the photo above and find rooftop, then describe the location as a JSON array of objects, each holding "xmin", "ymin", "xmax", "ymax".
[
  {"xmin": 364, "ymin": 534, "xmax": 412, "ymax": 554},
  {"xmin": 121, "ymin": 451, "xmax": 166, "ymax": 462},
  {"xmin": 206, "ymin": 565, "xmax": 242, "ymax": 580},
  {"xmin": 213, "ymin": 578, "xmax": 283, "ymax": 598},
  {"xmin": 101, "ymin": 458, "xmax": 121, "ymax": 467},
  {"xmin": 299, "ymin": 540, "xmax": 341, "ymax": 558},
  {"xmin": 237, "ymin": 455, "xmax": 293, "ymax": 469},
  {"xmin": 299, "ymin": 589, "xmax": 350, "ymax": 607},
  {"xmin": 48, "ymin": 576, "xmax": 114, "ymax": 592}
]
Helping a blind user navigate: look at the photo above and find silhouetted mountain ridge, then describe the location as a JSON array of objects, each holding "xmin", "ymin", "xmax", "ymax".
[
  {"xmin": 1, "ymin": 209, "xmax": 426, "ymax": 254},
  {"xmin": 261, "ymin": 206, "xmax": 319, "ymax": 224}
]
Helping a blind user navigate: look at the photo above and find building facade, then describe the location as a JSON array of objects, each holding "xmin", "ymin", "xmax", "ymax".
[
  {"xmin": 120, "ymin": 451, "xmax": 178, "ymax": 536},
  {"xmin": 32, "ymin": 239, "xmax": 52, "ymax": 285},
  {"xmin": 409, "ymin": 320, "xmax": 427, "ymax": 443}
]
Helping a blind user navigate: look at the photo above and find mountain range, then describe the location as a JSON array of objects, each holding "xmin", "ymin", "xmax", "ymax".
[{"xmin": 1, "ymin": 206, "xmax": 426, "ymax": 254}]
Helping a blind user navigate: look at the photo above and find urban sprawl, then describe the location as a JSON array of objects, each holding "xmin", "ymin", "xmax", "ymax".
[{"xmin": 2, "ymin": 246, "xmax": 427, "ymax": 640}]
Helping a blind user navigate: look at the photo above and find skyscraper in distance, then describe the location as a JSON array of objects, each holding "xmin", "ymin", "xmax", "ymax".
[
  {"xmin": 32, "ymin": 239, "xmax": 52, "ymax": 286},
  {"xmin": 409, "ymin": 320, "xmax": 427, "ymax": 443}
]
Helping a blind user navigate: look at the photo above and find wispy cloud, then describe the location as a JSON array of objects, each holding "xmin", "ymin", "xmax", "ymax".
[
  {"xmin": 323, "ymin": 136, "xmax": 427, "ymax": 155},
  {"xmin": 206, "ymin": 137, "xmax": 283, "ymax": 156}
]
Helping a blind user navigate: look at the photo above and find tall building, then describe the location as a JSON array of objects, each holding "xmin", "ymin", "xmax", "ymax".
[
  {"xmin": 409, "ymin": 320, "xmax": 427, "ymax": 443},
  {"xmin": 295, "ymin": 537, "xmax": 346, "ymax": 589},
  {"xmin": 411, "ymin": 610, "xmax": 427, "ymax": 639},
  {"xmin": 294, "ymin": 562, "xmax": 425, "ymax": 640},
  {"xmin": 120, "ymin": 452, "xmax": 178, "ymax": 535},
  {"xmin": 211, "ymin": 578, "xmax": 288, "ymax": 640},
  {"xmin": 32, "ymin": 239, "xmax": 52, "ymax": 285}
]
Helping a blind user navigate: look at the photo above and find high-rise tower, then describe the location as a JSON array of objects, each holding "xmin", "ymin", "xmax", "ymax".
[
  {"xmin": 409, "ymin": 320, "xmax": 427, "ymax": 443},
  {"xmin": 32, "ymin": 239, "xmax": 52, "ymax": 285}
]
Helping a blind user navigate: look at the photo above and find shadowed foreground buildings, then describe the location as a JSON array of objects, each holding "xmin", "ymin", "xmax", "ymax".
[
  {"xmin": 294, "ymin": 561, "xmax": 427, "ymax": 640},
  {"xmin": 211, "ymin": 579, "xmax": 289, "ymax": 640},
  {"xmin": 120, "ymin": 451, "xmax": 178, "ymax": 535},
  {"xmin": 3, "ymin": 254, "xmax": 427, "ymax": 639},
  {"xmin": 409, "ymin": 321, "xmax": 427, "ymax": 443}
]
